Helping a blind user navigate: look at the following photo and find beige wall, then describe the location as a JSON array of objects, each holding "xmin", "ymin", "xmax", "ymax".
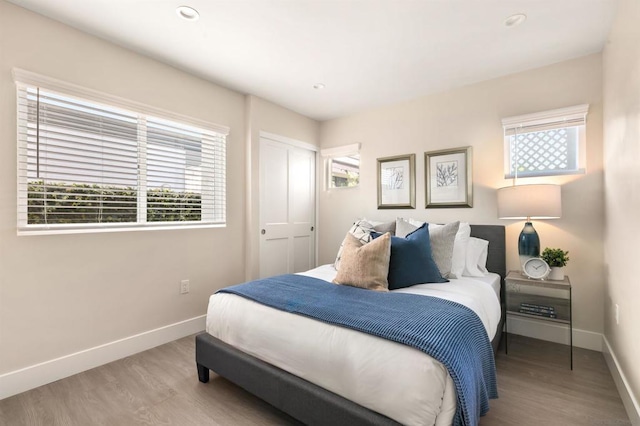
[
  {"xmin": 319, "ymin": 54, "xmax": 605, "ymax": 336},
  {"xmin": 0, "ymin": 2, "xmax": 321, "ymax": 377},
  {"xmin": 0, "ymin": 1, "xmax": 250, "ymax": 374},
  {"xmin": 244, "ymin": 95, "xmax": 320, "ymax": 280},
  {"xmin": 603, "ymin": 0, "xmax": 640, "ymax": 412}
]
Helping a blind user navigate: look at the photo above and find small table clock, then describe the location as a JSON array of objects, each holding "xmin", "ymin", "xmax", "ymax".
[{"xmin": 522, "ymin": 257, "xmax": 551, "ymax": 280}]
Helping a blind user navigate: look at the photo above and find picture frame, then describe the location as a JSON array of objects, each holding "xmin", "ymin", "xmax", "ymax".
[
  {"xmin": 425, "ymin": 147, "xmax": 473, "ymax": 208},
  {"xmin": 377, "ymin": 154, "xmax": 415, "ymax": 209}
]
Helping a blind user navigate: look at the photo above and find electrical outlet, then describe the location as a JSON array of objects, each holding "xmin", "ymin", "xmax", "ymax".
[
  {"xmin": 180, "ymin": 279, "xmax": 190, "ymax": 294},
  {"xmin": 615, "ymin": 304, "xmax": 619, "ymax": 325}
]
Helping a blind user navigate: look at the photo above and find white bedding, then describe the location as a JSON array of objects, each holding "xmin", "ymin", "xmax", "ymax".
[
  {"xmin": 301, "ymin": 264, "xmax": 501, "ymax": 340},
  {"xmin": 206, "ymin": 265, "xmax": 501, "ymax": 426}
]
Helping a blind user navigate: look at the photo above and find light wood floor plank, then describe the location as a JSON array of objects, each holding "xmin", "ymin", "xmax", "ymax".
[
  {"xmin": 0, "ymin": 333, "xmax": 630, "ymax": 425},
  {"xmin": 483, "ymin": 334, "xmax": 630, "ymax": 426}
]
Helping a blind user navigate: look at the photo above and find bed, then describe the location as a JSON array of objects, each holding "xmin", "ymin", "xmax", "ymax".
[{"xmin": 196, "ymin": 224, "xmax": 505, "ymax": 426}]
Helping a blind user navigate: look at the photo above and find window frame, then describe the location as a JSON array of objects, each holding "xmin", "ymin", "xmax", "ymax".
[
  {"xmin": 320, "ymin": 143, "xmax": 361, "ymax": 190},
  {"xmin": 13, "ymin": 68, "xmax": 229, "ymax": 236},
  {"xmin": 502, "ymin": 104, "xmax": 589, "ymax": 179}
]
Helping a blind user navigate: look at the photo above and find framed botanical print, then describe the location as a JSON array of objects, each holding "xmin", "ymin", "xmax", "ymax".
[
  {"xmin": 377, "ymin": 154, "xmax": 415, "ymax": 209},
  {"xmin": 425, "ymin": 147, "xmax": 473, "ymax": 208}
]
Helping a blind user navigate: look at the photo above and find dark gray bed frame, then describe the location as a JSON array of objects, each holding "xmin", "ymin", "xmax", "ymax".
[{"xmin": 196, "ymin": 224, "xmax": 506, "ymax": 426}]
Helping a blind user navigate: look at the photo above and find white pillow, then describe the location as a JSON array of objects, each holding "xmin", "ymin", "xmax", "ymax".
[{"xmin": 463, "ymin": 237, "xmax": 489, "ymax": 277}]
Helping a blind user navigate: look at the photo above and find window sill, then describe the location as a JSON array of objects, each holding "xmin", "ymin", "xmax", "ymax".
[
  {"xmin": 17, "ymin": 222, "xmax": 225, "ymax": 236},
  {"xmin": 504, "ymin": 168, "xmax": 585, "ymax": 179},
  {"xmin": 327, "ymin": 185, "xmax": 360, "ymax": 191}
]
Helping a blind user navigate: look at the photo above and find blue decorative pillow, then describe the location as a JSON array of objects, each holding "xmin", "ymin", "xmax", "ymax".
[{"xmin": 372, "ymin": 223, "xmax": 447, "ymax": 290}]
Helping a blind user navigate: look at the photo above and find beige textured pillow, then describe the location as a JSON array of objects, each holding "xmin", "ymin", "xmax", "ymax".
[
  {"xmin": 333, "ymin": 232, "xmax": 391, "ymax": 292},
  {"xmin": 334, "ymin": 220, "xmax": 375, "ymax": 270},
  {"xmin": 334, "ymin": 220, "xmax": 396, "ymax": 270}
]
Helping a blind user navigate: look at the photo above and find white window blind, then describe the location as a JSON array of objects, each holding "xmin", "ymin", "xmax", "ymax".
[
  {"xmin": 15, "ymin": 71, "xmax": 227, "ymax": 234},
  {"xmin": 502, "ymin": 104, "xmax": 589, "ymax": 178}
]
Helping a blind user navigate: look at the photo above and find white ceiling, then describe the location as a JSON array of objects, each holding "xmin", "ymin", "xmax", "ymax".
[{"xmin": 8, "ymin": 0, "xmax": 618, "ymax": 121}]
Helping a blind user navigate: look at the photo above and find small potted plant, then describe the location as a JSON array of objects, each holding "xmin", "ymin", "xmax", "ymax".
[{"xmin": 541, "ymin": 247, "xmax": 569, "ymax": 280}]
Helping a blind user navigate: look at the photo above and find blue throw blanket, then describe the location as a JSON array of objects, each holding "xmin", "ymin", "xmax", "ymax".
[{"xmin": 219, "ymin": 274, "xmax": 498, "ymax": 426}]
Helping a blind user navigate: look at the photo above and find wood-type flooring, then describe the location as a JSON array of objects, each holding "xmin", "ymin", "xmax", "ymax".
[{"xmin": 0, "ymin": 333, "xmax": 631, "ymax": 425}]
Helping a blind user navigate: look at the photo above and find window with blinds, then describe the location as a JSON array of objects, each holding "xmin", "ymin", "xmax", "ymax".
[
  {"xmin": 15, "ymin": 72, "xmax": 227, "ymax": 233},
  {"xmin": 502, "ymin": 104, "xmax": 589, "ymax": 178}
]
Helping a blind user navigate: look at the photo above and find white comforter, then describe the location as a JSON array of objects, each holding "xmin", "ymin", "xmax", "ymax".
[{"xmin": 206, "ymin": 265, "xmax": 501, "ymax": 426}]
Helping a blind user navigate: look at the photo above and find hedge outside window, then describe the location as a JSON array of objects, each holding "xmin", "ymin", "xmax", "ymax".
[{"xmin": 15, "ymin": 70, "xmax": 228, "ymax": 234}]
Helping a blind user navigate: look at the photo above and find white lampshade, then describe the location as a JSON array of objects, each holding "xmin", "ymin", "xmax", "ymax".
[{"xmin": 497, "ymin": 184, "xmax": 562, "ymax": 219}]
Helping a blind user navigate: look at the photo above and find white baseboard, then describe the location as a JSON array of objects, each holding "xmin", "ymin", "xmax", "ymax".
[
  {"xmin": 506, "ymin": 315, "xmax": 603, "ymax": 351},
  {"xmin": 603, "ymin": 337, "xmax": 640, "ymax": 425},
  {"xmin": 0, "ymin": 315, "xmax": 206, "ymax": 400}
]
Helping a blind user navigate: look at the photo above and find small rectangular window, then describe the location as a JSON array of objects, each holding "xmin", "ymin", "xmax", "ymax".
[
  {"xmin": 15, "ymin": 70, "xmax": 228, "ymax": 234},
  {"xmin": 502, "ymin": 104, "xmax": 588, "ymax": 178},
  {"xmin": 329, "ymin": 154, "xmax": 360, "ymax": 188},
  {"xmin": 321, "ymin": 143, "xmax": 360, "ymax": 189}
]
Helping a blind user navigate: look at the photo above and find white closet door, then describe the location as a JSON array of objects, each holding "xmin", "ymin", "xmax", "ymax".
[{"xmin": 259, "ymin": 137, "xmax": 316, "ymax": 278}]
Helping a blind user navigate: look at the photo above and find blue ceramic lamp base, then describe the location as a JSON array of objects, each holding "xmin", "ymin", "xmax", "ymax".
[{"xmin": 518, "ymin": 221, "xmax": 540, "ymax": 267}]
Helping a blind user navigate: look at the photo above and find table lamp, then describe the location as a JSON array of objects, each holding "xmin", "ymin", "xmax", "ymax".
[{"xmin": 497, "ymin": 184, "xmax": 562, "ymax": 267}]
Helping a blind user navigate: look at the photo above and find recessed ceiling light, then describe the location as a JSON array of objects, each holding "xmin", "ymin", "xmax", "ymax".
[
  {"xmin": 504, "ymin": 13, "xmax": 526, "ymax": 28},
  {"xmin": 176, "ymin": 6, "xmax": 200, "ymax": 21},
  {"xmin": 313, "ymin": 83, "xmax": 326, "ymax": 90}
]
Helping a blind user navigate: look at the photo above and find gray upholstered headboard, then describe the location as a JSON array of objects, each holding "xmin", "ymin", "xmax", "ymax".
[
  {"xmin": 469, "ymin": 224, "xmax": 506, "ymax": 289},
  {"xmin": 469, "ymin": 224, "xmax": 506, "ymax": 351}
]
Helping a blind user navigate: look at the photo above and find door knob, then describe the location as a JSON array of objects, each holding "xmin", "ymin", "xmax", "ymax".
[
  {"xmin": 261, "ymin": 229, "xmax": 266, "ymax": 235},
  {"xmin": 311, "ymin": 226, "xmax": 314, "ymax": 231}
]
